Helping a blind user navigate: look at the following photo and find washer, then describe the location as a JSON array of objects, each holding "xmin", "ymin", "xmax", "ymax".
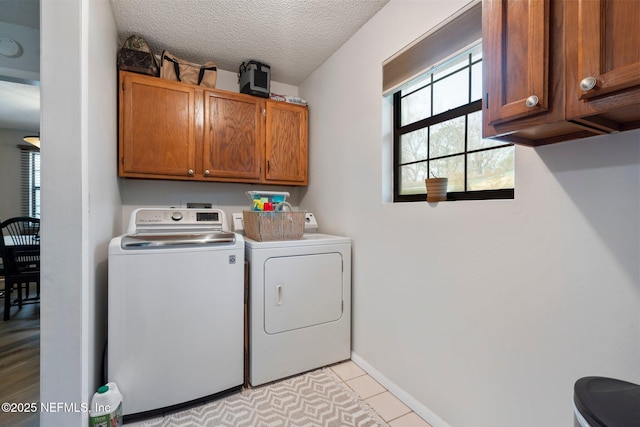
[
  {"xmin": 236, "ymin": 213, "xmax": 351, "ymax": 386},
  {"xmin": 108, "ymin": 208, "xmax": 245, "ymax": 421}
]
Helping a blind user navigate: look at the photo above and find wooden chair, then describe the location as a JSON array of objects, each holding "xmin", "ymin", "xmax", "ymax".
[{"xmin": 1, "ymin": 217, "xmax": 40, "ymax": 320}]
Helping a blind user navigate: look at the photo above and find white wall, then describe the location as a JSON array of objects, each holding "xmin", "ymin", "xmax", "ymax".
[
  {"xmin": 40, "ymin": 0, "xmax": 120, "ymax": 424},
  {"xmin": 87, "ymin": 0, "xmax": 121, "ymax": 400},
  {"xmin": 299, "ymin": 1, "xmax": 640, "ymax": 427},
  {"xmin": 0, "ymin": 128, "xmax": 35, "ymax": 220},
  {"xmin": 41, "ymin": 0, "xmax": 85, "ymax": 422}
]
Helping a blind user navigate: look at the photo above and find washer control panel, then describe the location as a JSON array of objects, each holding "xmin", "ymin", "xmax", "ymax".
[{"xmin": 128, "ymin": 208, "xmax": 225, "ymax": 233}]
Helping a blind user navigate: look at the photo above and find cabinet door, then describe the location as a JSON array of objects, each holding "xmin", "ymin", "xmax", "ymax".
[
  {"xmin": 566, "ymin": 0, "xmax": 640, "ymax": 129},
  {"xmin": 573, "ymin": 0, "xmax": 640, "ymax": 100},
  {"xmin": 203, "ymin": 91, "xmax": 263, "ymax": 181},
  {"xmin": 119, "ymin": 72, "xmax": 196, "ymax": 178},
  {"xmin": 483, "ymin": 0, "xmax": 551, "ymax": 128},
  {"xmin": 264, "ymin": 101, "xmax": 308, "ymax": 185}
]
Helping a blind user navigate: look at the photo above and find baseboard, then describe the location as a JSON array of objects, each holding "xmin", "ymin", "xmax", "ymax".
[{"xmin": 350, "ymin": 352, "xmax": 452, "ymax": 427}]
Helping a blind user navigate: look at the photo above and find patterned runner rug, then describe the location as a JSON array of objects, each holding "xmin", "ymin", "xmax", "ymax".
[{"xmin": 134, "ymin": 368, "xmax": 388, "ymax": 427}]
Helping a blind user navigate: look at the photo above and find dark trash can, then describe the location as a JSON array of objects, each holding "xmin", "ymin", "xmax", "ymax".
[{"xmin": 574, "ymin": 376, "xmax": 640, "ymax": 427}]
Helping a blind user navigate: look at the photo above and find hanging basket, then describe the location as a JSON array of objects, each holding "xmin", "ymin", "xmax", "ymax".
[{"xmin": 425, "ymin": 178, "xmax": 448, "ymax": 202}]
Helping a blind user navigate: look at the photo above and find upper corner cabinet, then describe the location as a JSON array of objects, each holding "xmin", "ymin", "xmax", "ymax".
[
  {"xmin": 482, "ymin": 0, "xmax": 640, "ymax": 146},
  {"xmin": 263, "ymin": 100, "xmax": 308, "ymax": 186},
  {"xmin": 564, "ymin": 0, "xmax": 640, "ymax": 132}
]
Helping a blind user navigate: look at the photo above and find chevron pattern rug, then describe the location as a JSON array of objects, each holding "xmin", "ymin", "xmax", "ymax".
[{"xmin": 135, "ymin": 368, "xmax": 388, "ymax": 427}]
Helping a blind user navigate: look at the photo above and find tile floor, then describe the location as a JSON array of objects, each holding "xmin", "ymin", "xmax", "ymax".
[{"xmin": 330, "ymin": 360, "xmax": 433, "ymax": 427}]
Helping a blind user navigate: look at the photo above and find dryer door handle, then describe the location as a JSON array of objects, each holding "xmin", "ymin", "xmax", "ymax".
[{"xmin": 276, "ymin": 284, "xmax": 283, "ymax": 306}]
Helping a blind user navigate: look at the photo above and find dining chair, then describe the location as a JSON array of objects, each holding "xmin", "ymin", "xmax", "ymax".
[{"xmin": 1, "ymin": 217, "xmax": 40, "ymax": 320}]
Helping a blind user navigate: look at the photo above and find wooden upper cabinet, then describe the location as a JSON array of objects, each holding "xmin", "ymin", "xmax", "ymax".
[
  {"xmin": 264, "ymin": 101, "xmax": 308, "ymax": 185},
  {"xmin": 483, "ymin": 0, "xmax": 640, "ymax": 145},
  {"xmin": 203, "ymin": 91, "xmax": 263, "ymax": 181},
  {"xmin": 573, "ymin": 0, "xmax": 640, "ymax": 99},
  {"xmin": 565, "ymin": 0, "xmax": 640, "ymax": 131},
  {"xmin": 482, "ymin": 0, "xmax": 586, "ymax": 145},
  {"xmin": 119, "ymin": 71, "xmax": 309, "ymax": 185},
  {"xmin": 483, "ymin": 0, "xmax": 550, "ymax": 127},
  {"xmin": 120, "ymin": 72, "xmax": 196, "ymax": 178}
]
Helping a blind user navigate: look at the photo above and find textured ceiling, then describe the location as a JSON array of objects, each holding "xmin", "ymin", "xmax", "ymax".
[
  {"xmin": 0, "ymin": 0, "xmax": 40, "ymax": 132},
  {"xmin": 0, "ymin": 0, "xmax": 389, "ymax": 133},
  {"xmin": 109, "ymin": 0, "xmax": 389, "ymax": 86}
]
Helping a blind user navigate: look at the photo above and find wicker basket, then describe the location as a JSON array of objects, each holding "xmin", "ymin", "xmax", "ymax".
[{"xmin": 242, "ymin": 210, "xmax": 305, "ymax": 241}]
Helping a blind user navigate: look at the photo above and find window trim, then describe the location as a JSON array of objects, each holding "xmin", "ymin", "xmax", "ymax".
[
  {"xmin": 382, "ymin": 0, "xmax": 482, "ymax": 95},
  {"xmin": 392, "ymin": 49, "xmax": 514, "ymax": 203}
]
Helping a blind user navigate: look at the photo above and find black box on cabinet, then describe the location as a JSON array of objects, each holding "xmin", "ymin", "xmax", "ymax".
[{"xmin": 239, "ymin": 60, "xmax": 270, "ymax": 98}]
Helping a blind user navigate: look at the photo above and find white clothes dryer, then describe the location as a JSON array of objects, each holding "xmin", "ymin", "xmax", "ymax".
[{"xmin": 236, "ymin": 213, "xmax": 351, "ymax": 386}]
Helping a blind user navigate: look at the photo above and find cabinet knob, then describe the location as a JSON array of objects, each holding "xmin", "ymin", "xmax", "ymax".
[
  {"xmin": 525, "ymin": 95, "xmax": 539, "ymax": 108},
  {"xmin": 204, "ymin": 170, "xmax": 210, "ymax": 176},
  {"xmin": 187, "ymin": 169, "xmax": 194, "ymax": 176},
  {"xmin": 580, "ymin": 76, "xmax": 597, "ymax": 92}
]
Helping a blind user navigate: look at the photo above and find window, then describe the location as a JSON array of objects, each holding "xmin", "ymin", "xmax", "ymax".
[
  {"xmin": 20, "ymin": 147, "xmax": 40, "ymax": 217},
  {"xmin": 392, "ymin": 44, "xmax": 514, "ymax": 202}
]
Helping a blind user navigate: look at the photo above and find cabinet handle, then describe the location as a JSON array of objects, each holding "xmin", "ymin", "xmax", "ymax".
[
  {"xmin": 204, "ymin": 170, "xmax": 210, "ymax": 176},
  {"xmin": 525, "ymin": 95, "xmax": 539, "ymax": 108},
  {"xmin": 187, "ymin": 169, "xmax": 194, "ymax": 176},
  {"xmin": 580, "ymin": 76, "xmax": 597, "ymax": 92}
]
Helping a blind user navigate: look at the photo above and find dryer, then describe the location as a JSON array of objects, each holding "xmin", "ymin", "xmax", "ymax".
[{"xmin": 237, "ymin": 214, "xmax": 351, "ymax": 386}]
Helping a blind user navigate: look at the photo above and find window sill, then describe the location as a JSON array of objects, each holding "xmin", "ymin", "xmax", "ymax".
[{"xmin": 394, "ymin": 188, "xmax": 514, "ymax": 203}]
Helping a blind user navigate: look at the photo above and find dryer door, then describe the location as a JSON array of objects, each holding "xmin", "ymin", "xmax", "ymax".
[{"xmin": 264, "ymin": 253, "xmax": 343, "ymax": 334}]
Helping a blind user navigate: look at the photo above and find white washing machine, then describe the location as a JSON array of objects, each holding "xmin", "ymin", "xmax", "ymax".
[
  {"xmin": 234, "ymin": 213, "xmax": 351, "ymax": 386},
  {"xmin": 109, "ymin": 208, "xmax": 245, "ymax": 421}
]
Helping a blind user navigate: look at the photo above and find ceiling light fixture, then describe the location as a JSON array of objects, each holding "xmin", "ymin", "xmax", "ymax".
[{"xmin": 23, "ymin": 135, "xmax": 40, "ymax": 148}]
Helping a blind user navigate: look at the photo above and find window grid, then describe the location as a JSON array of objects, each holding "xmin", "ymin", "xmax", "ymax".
[
  {"xmin": 393, "ymin": 48, "xmax": 514, "ymax": 202},
  {"xmin": 20, "ymin": 148, "xmax": 41, "ymax": 217},
  {"xmin": 30, "ymin": 151, "xmax": 40, "ymax": 217}
]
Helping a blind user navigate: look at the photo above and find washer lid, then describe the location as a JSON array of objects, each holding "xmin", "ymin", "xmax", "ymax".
[
  {"xmin": 121, "ymin": 231, "xmax": 236, "ymax": 248},
  {"xmin": 574, "ymin": 376, "xmax": 640, "ymax": 427}
]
